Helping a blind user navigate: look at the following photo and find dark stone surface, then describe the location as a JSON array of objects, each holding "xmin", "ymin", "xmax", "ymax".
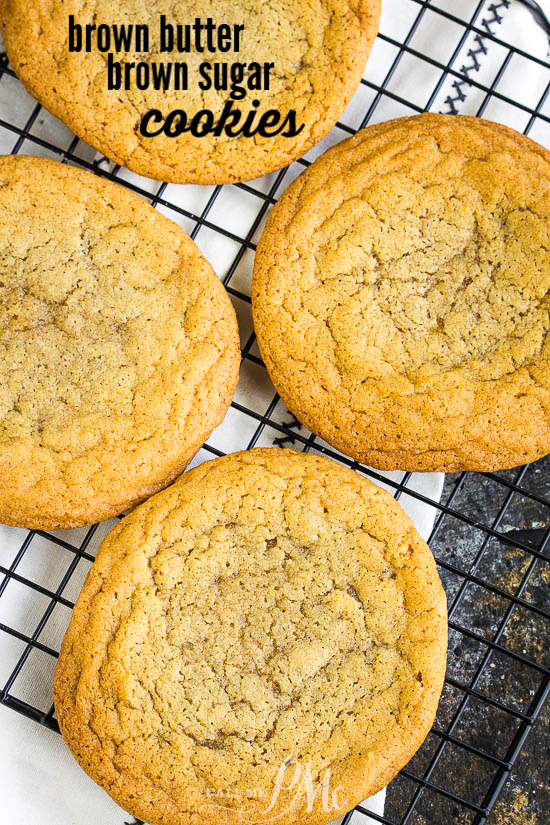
[{"xmin": 385, "ymin": 460, "xmax": 550, "ymax": 825}]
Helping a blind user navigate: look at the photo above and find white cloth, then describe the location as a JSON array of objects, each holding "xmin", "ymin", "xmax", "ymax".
[{"xmin": 0, "ymin": 1, "xmax": 549, "ymax": 824}]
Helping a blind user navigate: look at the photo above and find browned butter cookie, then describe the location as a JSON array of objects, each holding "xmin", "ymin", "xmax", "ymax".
[
  {"xmin": 252, "ymin": 114, "xmax": 550, "ymax": 472},
  {"xmin": 54, "ymin": 448, "xmax": 447, "ymax": 825},
  {"xmin": 0, "ymin": 155, "xmax": 239, "ymax": 529},
  {"xmin": 0, "ymin": 0, "xmax": 380, "ymax": 184}
]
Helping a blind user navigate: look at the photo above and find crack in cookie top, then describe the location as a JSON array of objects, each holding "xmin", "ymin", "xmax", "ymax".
[
  {"xmin": 54, "ymin": 448, "xmax": 447, "ymax": 825},
  {"xmin": 0, "ymin": 0, "xmax": 380, "ymax": 184},
  {"xmin": 252, "ymin": 114, "xmax": 550, "ymax": 472},
  {"xmin": 0, "ymin": 155, "xmax": 239, "ymax": 528}
]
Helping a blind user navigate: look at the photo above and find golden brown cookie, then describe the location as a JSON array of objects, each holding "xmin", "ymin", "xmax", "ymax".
[
  {"xmin": 54, "ymin": 447, "xmax": 447, "ymax": 825},
  {"xmin": 252, "ymin": 114, "xmax": 550, "ymax": 472},
  {"xmin": 0, "ymin": 155, "xmax": 239, "ymax": 529},
  {"xmin": 0, "ymin": 0, "xmax": 380, "ymax": 184}
]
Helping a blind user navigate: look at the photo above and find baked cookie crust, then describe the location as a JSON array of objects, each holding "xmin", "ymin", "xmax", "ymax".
[
  {"xmin": 0, "ymin": 0, "xmax": 380, "ymax": 184},
  {"xmin": 0, "ymin": 155, "xmax": 239, "ymax": 529},
  {"xmin": 252, "ymin": 114, "xmax": 550, "ymax": 472},
  {"xmin": 54, "ymin": 448, "xmax": 447, "ymax": 825}
]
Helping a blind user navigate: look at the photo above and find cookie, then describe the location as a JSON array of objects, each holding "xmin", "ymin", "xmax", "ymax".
[
  {"xmin": 252, "ymin": 114, "xmax": 550, "ymax": 472},
  {"xmin": 54, "ymin": 448, "xmax": 447, "ymax": 825},
  {"xmin": 0, "ymin": 155, "xmax": 239, "ymax": 529},
  {"xmin": 0, "ymin": 1, "xmax": 380, "ymax": 184}
]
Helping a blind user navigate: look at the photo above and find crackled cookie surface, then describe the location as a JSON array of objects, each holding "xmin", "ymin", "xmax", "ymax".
[
  {"xmin": 0, "ymin": 155, "xmax": 239, "ymax": 528},
  {"xmin": 54, "ymin": 448, "xmax": 447, "ymax": 825},
  {"xmin": 1, "ymin": 0, "xmax": 380, "ymax": 184},
  {"xmin": 253, "ymin": 114, "xmax": 550, "ymax": 471}
]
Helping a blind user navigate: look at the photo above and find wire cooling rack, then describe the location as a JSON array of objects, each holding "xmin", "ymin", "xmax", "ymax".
[{"xmin": 0, "ymin": 1, "xmax": 549, "ymax": 824}]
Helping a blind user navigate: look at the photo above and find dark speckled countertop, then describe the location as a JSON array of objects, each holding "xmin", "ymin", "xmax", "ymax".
[{"xmin": 385, "ymin": 463, "xmax": 550, "ymax": 825}]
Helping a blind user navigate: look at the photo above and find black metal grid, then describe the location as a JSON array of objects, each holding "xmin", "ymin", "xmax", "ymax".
[{"xmin": 0, "ymin": 1, "xmax": 549, "ymax": 823}]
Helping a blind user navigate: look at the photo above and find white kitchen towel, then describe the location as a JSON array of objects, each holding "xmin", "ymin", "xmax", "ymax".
[{"xmin": 0, "ymin": 1, "xmax": 548, "ymax": 825}]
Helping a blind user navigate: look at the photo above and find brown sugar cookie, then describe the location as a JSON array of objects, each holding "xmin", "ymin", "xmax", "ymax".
[
  {"xmin": 0, "ymin": 0, "xmax": 380, "ymax": 184},
  {"xmin": 252, "ymin": 114, "xmax": 550, "ymax": 472},
  {"xmin": 0, "ymin": 155, "xmax": 239, "ymax": 529},
  {"xmin": 54, "ymin": 448, "xmax": 447, "ymax": 825}
]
